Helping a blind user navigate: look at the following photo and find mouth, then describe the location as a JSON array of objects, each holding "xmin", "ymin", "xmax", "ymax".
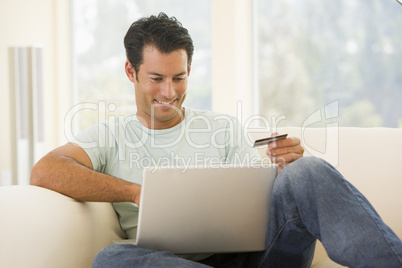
[
  {"xmin": 154, "ymin": 99, "xmax": 178, "ymax": 107},
  {"xmin": 156, "ymin": 99, "xmax": 175, "ymax": 105}
]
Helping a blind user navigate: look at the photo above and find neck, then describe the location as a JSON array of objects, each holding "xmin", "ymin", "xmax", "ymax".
[{"xmin": 136, "ymin": 108, "xmax": 185, "ymax": 130}]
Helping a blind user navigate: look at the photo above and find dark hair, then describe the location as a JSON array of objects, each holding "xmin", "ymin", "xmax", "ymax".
[{"xmin": 124, "ymin": 12, "xmax": 194, "ymax": 75}]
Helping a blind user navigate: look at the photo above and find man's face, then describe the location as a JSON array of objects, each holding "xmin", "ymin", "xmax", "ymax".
[{"xmin": 125, "ymin": 45, "xmax": 190, "ymax": 129}]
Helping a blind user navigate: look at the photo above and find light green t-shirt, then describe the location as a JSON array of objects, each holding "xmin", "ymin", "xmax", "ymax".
[{"xmin": 75, "ymin": 108, "xmax": 262, "ymax": 260}]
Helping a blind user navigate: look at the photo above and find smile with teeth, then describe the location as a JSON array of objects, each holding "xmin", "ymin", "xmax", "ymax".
[{"xmin": 155, "ymin": 99, "xmax": 176, "ymax": 105}]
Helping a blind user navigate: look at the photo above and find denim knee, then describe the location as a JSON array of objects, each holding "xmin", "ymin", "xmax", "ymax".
[
  {"xmin": 273, "ymin": 156, "xmax": 344, "ymax": 199},
  {"xmin": 93, "ymin": 244, "xmax": 134, "ymax": 268},
  {"xmin": 281, "ymin": 156, "xmax": 327, "ymax": 175},
  {"xmin": 280, "ymin": 156, "xmax": 339, "ymax": 183}
]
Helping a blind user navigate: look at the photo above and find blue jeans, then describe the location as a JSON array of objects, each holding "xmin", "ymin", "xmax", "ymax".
[{"xmin": 93, "ymin": 157, "xmax": 402, "ymax": 267}]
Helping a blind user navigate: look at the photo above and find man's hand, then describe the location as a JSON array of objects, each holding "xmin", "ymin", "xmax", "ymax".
[{"xmin": 266, "ymin": 132, "xmax": 304, "ymax": 173}]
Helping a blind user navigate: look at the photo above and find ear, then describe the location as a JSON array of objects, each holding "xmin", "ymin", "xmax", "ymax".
[
  {"xmin": 187, "ymin": 65, "xmax": 191, "ymax": 77},
  {"xmin": 125, "ymin": 60, "xmax": 136, "ymax": 83}
]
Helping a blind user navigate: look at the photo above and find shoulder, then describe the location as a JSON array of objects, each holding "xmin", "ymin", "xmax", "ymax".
[{"xmin": 103, "ymin": 114, "xmax": 138, "ymax": 130}]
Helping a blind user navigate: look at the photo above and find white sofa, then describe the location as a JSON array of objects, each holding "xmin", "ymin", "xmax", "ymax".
[{"xmin": 1, "ymin": 127, "xmax": 401, "ymax": 268}]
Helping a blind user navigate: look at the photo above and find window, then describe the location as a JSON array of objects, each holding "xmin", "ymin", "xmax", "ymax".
[
  {"xmin": 256, "ymin": 0, "xmax": 402, "ymax": 127},
  {"xmin": 72, "ymin": 0, "xmax": 211, "ymax": 130}
]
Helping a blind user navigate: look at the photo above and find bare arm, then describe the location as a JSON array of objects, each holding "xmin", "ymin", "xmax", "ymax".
[{"xmin": 30, "ymin": 143, "xmax": 141, "ymax": 205}]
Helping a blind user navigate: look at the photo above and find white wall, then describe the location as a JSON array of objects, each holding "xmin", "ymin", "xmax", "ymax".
[
  {"xmin": 0, "ymin": 0, "xmax": 71, "ymax": 185},
  {"xmin": 211, "ymin": 0, "xmax": 255, "ymax": 120}
]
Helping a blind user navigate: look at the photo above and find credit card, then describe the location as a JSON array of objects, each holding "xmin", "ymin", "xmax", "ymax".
[{"xmin": 253, "ymin": 134, "xmax": 288, "ymax": 148}]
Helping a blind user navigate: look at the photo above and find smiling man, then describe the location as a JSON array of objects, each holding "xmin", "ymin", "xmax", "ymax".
[
  {"xmin": 126, "ymin": 45, "xmax": 189, "ymax": 130},
  {"xmin": 31, "ymin": 13, "xmax": 402, "ymax": 268}
]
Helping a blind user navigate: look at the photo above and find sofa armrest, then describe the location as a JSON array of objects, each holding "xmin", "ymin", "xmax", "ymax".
[{"xmin": 0, "ymin": 185, "xmax": 126, "ymax": 268}]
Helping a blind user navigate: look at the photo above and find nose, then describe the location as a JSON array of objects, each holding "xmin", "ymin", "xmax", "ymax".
[{"xmin": 160, "ymin": 79, "xmax": 175, "ymax": 100}]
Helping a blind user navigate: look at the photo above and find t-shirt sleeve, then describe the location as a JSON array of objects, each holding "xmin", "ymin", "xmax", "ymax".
[{"xmin": 73, "ymin": 123, "xmax": 117, "ymax": 173}]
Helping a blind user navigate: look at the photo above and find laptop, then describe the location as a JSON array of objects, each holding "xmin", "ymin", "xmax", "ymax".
[{"xmin": 136, "ymin": 164, "xmax": 278, "ymax": 254}]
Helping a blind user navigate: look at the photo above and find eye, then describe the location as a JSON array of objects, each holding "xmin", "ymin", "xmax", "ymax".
[
  {"xmin": 173, "ymin": 77, "xmax": 185, "ymax": 82},
  {"xmin": 151, "ymin": 77, "xmax": 163, "ymax": 82}
]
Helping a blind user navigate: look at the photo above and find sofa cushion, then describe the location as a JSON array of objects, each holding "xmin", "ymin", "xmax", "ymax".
[{"xmin": 0, "ymin": 185, "xmax": 126, "ymax": 268}]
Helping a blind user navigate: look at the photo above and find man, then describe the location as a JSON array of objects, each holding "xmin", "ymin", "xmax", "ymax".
[{"xmin": 31, "ymin": 13, "xmax": 402, "ymax": 267}]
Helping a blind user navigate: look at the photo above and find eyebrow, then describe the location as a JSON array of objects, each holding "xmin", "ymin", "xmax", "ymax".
[{"xmin": 148, "ymin": 71, "xmax": 187, "ymax": 77}]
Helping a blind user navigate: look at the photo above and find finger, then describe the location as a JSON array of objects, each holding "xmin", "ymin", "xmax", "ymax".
[
  {"xmin": 272, "ymin": 152, "xmax": 303, "ymax": 166},
  {"xmin": 268, "ymin": 144, "xmax": 304, "ymax": 157},
  {"xmin": 266, "ymin": 138, "xmax": 296, "ymax": 153},
  {"xmin": 266, "ymin": 132, "xmax": 279, "ymax": 149},
  {"xmin": 266, "ymin": 137, "xmax": 303, "ymax": 156},
  {"xmin": 272, "ymin": 136, "xmax": 300, "ymax": 148}
]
